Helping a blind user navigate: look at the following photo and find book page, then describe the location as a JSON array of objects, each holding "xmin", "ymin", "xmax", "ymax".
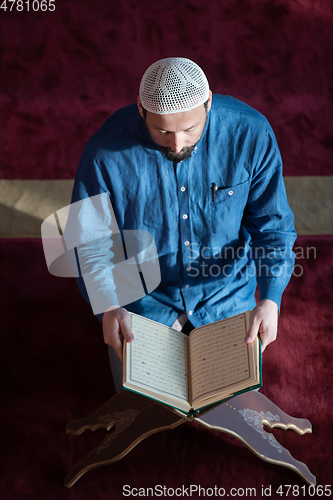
[
  {"xmin": 127, "ymin": 314, "xmax": 189, "ymax": 401},
  {"xmin": 190, "ymin": 313, "xmax": 251, "ymax": 402}
]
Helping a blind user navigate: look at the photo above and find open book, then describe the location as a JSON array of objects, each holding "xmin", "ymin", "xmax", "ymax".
[{"xmin": 123, "ymin": 311, "xmax": 261, "ymax": 415}]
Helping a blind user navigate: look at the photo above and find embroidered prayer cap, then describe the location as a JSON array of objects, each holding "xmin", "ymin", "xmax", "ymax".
[{"xmin": 139, "ymin": 57, "xmax": 210, "ymax": 115}]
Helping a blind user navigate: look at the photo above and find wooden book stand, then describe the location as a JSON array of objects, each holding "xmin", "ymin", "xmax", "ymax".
[{"xmin": 64, "ymin": 390, "xmax": 315, "ymax": 488}]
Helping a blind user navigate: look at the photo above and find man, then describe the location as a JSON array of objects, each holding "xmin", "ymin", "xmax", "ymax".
[{"xmin": 71, "ymin": 57, "xmax": 296, "ymax": 392}]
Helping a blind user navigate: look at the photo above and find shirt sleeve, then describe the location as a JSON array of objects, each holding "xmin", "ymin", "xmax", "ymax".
[
  {"xmin": 66, "ymin": 144, "xmax": 164, "ymax": 324},
  {"xmin": 64, "ymin": 145, "xmax": 120, "ymax": 323},
  {"xmin": 243, "ymin": 127, "xmax": 297, "ymax": 310}
]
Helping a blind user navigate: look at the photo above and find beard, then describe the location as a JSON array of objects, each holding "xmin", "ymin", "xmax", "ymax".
[{"xmin": 158, "ymin": 144, "xmax": 196, "ymax": 162}]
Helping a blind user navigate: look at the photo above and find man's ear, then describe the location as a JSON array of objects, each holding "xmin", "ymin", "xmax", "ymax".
[
  {"xmin": 137, "ymin": 96, "xmax": 144, "ymax": 118},
  {"xmin": 207, "ymin": 90, "xmax": 213, "ymax": 113}
]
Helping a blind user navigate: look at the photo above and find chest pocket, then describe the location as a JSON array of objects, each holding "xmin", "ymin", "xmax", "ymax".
[{"xmin": 210, "ymin": 179, "xmax": 251, "ymax": 234}]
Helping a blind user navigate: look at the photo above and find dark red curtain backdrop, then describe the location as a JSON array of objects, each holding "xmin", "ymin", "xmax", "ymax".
[
  {"xmin": 1, "ymin": 0, "xmax": 333, "ymax": 179},
  {"xmin": 1, "ymin": 0, "xmax": 333, "ymax": 498}
]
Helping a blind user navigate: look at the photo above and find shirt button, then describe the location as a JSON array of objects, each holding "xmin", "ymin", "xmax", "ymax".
[
  {"xmin": 180, "ymin": 187, "xmax": 186, "ymax": 192},
  {"xmin": 183, "ymin": 214, "xmax": 188, "ymax": 219},
  {"xmin": 228, "ymin": 190, "xmax": 234, "ymax": 196},
  {"xmin": 184, "ymin": 241, "xmax": 190, "ymax": 246},
  {"xmin": 186, "ymin": 267, "xmax": 191, "ymax": 272},
  {"xmin": 188, "ymin": 310, "xmax": 193, "ymax": 316},
  {"xmin": 185, "ymin": 284, "xmax": 190, "ymax": 288}
]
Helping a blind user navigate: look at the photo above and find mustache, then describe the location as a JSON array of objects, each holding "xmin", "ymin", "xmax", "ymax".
[{"xmin": 158, "ymin": 144, "xmax": 196, "ymax": 163}]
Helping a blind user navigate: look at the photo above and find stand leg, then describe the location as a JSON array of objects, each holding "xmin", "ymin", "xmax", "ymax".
[
  {"xmin": 196, "ymin": 391, "xmax": 315, "ymax": 485},
  {"xmin": 65, "ymin": 392, "xmax": 186, "ymax": 488}
]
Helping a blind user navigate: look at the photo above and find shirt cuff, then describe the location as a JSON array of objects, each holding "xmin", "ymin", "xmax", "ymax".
[{"xmin": 257, "ymin": 278, "xmax": 285, "ymax": 311}]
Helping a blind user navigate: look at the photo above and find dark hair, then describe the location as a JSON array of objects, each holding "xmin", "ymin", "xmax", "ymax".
[{"xmin": 142, "ymin": 99, "xmax": 209, "ymax": 118}]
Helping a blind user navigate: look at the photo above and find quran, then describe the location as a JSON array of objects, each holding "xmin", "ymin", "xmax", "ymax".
[{"xmin": 123, "ymin": 311, "xmax": 261, "ymax": 415}]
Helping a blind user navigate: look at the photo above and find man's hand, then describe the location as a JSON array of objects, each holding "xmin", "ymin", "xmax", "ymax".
[
  {"xmin": 102, "ymin": 307, "xmax": 134, "ymax": 362},
  {"xmin": 245, "ymin": 299, "xmax": 279, "ymax": 352}
]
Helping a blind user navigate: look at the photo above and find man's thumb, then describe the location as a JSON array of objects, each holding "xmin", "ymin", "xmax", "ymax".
[{"xmin": 245, "ymin": 319, "xmax": 260, "ymax": 344}]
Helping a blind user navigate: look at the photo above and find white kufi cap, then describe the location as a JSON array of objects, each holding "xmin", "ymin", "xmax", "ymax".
[{"xmin": 139, "ymin": 57, "xmax": 210, "ymax": 115}]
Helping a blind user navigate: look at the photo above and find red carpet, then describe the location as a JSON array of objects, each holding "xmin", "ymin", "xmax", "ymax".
[
  {"xmin": 1, "ymin": 0, "xmax": 332, "ymax": 179},
  {"xmin": 0, "ymin": 236, "xmax": 332, "ymax": 498}
]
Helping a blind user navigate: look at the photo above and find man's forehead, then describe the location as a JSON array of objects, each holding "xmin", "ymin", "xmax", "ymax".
[{"xmin": 147, "ymin": 105, "xmax": 205, "ymax": 131}]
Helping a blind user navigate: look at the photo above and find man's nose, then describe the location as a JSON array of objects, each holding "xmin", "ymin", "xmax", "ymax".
[{"xmin": 169, "ymin": 133, "xmax": 185, "ymax": 153}]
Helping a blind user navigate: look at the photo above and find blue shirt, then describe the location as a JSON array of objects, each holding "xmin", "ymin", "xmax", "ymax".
[{"xmin": 71, "ymin": 94, "xmax": 296, "ymax": 327}]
